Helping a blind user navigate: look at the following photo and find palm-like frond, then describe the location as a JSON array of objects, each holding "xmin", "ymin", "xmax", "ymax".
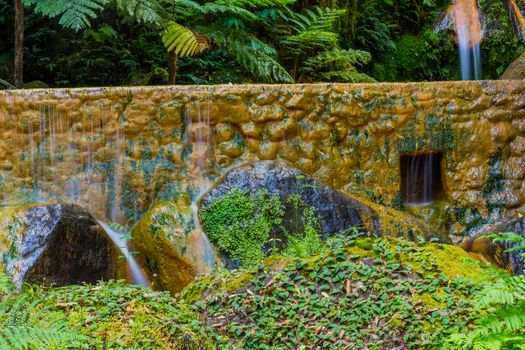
[
  {"xmin": 288, "ymin": 7, "xmax": 345, "ymax": 33},
  {"xmin": 279, "ymin": 7, "xmax": 346, "ymax": 54},
  {"xmin": 300, "ymin": 48, "xmax": 375, "ymax": 83},
  {"xmin": 446, "ymin": 233, "xmax": 525, "ymax": 349},
  {"xmin": 161, "ymin": 21, "xmax": 210, "ymax": 58},
  {"xmin": 205, "ymin": 28, "xmax": 293, "ymax": 83},
  {"xmin": 115, "ymin": 0, "xmax": 161, "ymax": 24},
  {"xmin": 23, "ymin": 0, "xmax": 110, "ymax": 31},
  {"xmin": 213, "ymin": 0, "xmax": 296, "ymax": 9}
]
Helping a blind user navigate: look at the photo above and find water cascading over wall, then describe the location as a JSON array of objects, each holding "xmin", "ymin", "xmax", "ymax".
[{"xmin": 1, "ymin": 81, "xmax": 525, "ymax": 242}]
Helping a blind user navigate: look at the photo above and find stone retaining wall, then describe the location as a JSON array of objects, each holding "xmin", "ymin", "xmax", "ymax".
[{"xmin": 1, "ymin": 81, "xmax": 524, "ymax": 238}]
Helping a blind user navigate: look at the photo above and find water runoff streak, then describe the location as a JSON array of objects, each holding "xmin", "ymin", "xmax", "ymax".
[
  {"xmin": 452, "ymin": 0, "xmax": 483, "ymax": 80},
  {"xmin": 98, "ymin": 221, "xmax": 149, "ymax": 287}
]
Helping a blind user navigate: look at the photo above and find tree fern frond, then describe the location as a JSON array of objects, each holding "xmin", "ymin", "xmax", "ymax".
[
  {"xmin": 287, "ymin": 7, "xmax": 345, "ymax": 33},
  {"xmin": 162, "ymin": 21, "xmax": 210, "ymax": 58},
  {"xmin": 447, "ymin": 231, "xmax": 525, "ymax": 349},
  {"xmin": 23, "ymin": 0, "xmax": 110, "ymax": 31},
  {"xmin": 278, "ymin": 7, "xmax": 346, "ymax": 54},
  {"xmin": 115, "ymin": 0, "xmax": 161, "ymax": 24},
  {"xmin": 206, "ymin": 28, "xmax": 293, "ymax": 83},
  {"xmin": 213, "ymin": 0, "xmax": 295, "ymax": 9},
  {"xmin": 300, "ymin": 48, "xmax": 374, "ymax": 83},
  {"xmin": 284, "ymin": 30, "xmax": 339, "ymax": 52},
  {"xmin": 201, "ymin": 3, "xmax": 257, "ymax": 22}
]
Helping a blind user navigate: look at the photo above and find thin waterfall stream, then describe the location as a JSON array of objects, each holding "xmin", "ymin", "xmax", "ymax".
[{"xmin": 98, "ymin": 221, "xmax": 149, "ymax": 287}]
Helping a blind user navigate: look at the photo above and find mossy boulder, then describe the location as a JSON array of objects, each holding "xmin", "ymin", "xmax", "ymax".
[
  {"xmin": 129, "ymin": 195, "xmax": 218, "ymax": 294},
  {"xmin": 181, "ymin": 236, "xmax": 502, "ymax": 349},
  {"xmin": 0, "ymin": 203, "xmax": 121, "ymax": 287},
  {"xmin": 342, "ymin": 187, "xmax": 450, "ymax": 243},
  {"xmin": 500, "ymin": 53, "xmax": 525, "ymax": 80},
  {"xmin": 7, "ymin": 277, "xmax": 214, "ymax": 349},
  {"xmin": 199, "ymin": 161, "xmax": 381, "ymax": 268}
]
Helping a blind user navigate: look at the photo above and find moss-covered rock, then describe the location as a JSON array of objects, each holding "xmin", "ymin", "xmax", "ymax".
[
  {"xmin": 199, "ymin": 161, "xmax": 382, "ymax": 268},
  {"xmin": 342, "ymin": 188, "xmax": 450, "ymax": 243},
  {"xmin": 129, "ymin": 195, "xmax": 218, "ymax": 294},
  {"xmin": 500, "ymin": 53, "xmax": 525, "ymax": 79}
]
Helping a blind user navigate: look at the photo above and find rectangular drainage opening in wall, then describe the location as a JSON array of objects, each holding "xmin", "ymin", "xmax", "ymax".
[{"xmin": 400, "ymin": 153, "xmax": 443, "ymax": 206}]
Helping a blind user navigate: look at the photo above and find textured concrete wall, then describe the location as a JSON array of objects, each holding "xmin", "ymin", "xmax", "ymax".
[{"xmin": 1, "ymin": 81, "xmax": 524, "ymax": 238}]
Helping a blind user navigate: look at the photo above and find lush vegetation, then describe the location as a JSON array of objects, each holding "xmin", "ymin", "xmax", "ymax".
[
  {"xmin": 445, "ymin": 232, "xmax": 525, "ymax": 349},
  {"xmin": 0, "ymin": 275, "xmax": 213, "ymax": 349},
  {"xmin": 200, "ymin": 188, "xmax": 351, "ymax": 267},
  {"xmin": 1, "ymin": 0, "xmax": 524, "ymax": 87},
  {"xmin": 0, "ymin": 233, "xmax": 508, "ymax": 349},
  {"xmin": 183, "ymin": 235, "xmax": 499, "ymax": 349}
]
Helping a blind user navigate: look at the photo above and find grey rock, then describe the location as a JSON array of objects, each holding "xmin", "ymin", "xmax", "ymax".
[
  {"xmin": 500, "ymin": 53, "xmax": 525, "ymax": 80},
  {"xmin": 1, "ymin": 203, "xmax": 119, "ymax": 287},
  {"xmin": 199, "ymin": 161, "xmax": 381, "ymax": 268}
]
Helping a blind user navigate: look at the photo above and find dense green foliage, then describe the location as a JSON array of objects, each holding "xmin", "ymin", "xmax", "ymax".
[
  {"xmin": 200, "ymin": 188, "xmax": 285, "ymax": 267},
  {"xmin": 0, "ymin": 230, "xmax": 511, "ymax": 349},
  {"xmin": 0, "ymin": 276, "xmax": 213, "ymax": 349},
  {"xmin": 182, "ymin": 235, "xmax": 501, "ymax": 349},
  {"xmin": 200, "ymin": 188, "xmax": 355, "ymax": 266},
  {"xmin": 1, "ymin": 0, "xmax": 524, "ymax": 87}
]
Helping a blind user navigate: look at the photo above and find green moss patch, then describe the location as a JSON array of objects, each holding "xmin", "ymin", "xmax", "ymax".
[{"xmin": 200, "ymin": 188, "xmax": 285, "ymax": 267}]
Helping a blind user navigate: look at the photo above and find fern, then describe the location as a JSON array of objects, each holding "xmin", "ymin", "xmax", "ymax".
[
  {"xmin": 115, "ymin": 0, "xmax": 161, "ymax": 24},
  {"xmin": 23, "ymin": 0, "xmax": 110, "ymax": 31},
  {"xmin": 0, "ymin": 272, "xmax": 13, "ymax": 295},
  {"xmin": 0, "ymin": 270, "xmax": 83, "ymax": 349},
  {"xmin": 301, "ymin": 48, "xmax": 375, "ymax": 83},
  {"xmin": 281, "ymin": 7, "xmax": 346, "ymax": 54},
  {"xmin": 446, "ymin": 233, "xmax": 525, "ymax": 349},
  {"xmin": 161, "ymin": 0, "xmax": 292, "ymax": 82},
  {"xmin": 288, "ymin": 7, "xmax": 345, "ymax": 32},
  {"xmin": 205, "ymin": 27, "xmax": 293, "ymax": 83},
  {"xmin": 213, "ymin": 0, "xmax": 295, "ymax": 8},
  {"xmin": 162, "ymin": 21, "xmax": 210, "ymax": 58}
]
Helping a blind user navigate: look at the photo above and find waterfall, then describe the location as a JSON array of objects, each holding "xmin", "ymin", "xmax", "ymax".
[
  {"xmin": 98, "ymin": 221, "xmax": 149, "ymax": 287},
  {"xmin": 401, "ymin": 154, "xmax": 443, "ymax": 206},
  {"xmin": 452, "ymin": 0, "xmax": 483, "ymax": 80},
  {"xmin": 185, "ymin": 100, "xmax": 217, "ymax": 269}
]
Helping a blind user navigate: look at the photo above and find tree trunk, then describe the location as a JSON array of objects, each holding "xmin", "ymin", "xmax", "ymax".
[
  {"xmin": 168, "ymin": 51, "xmax": 177, "ymax": 85},
  {"xmin": 14, "ymin": 0, "xmax": 24, "ymax": 88},
  {"xmin": 350, "ymin": 0, "xmax": 358, "ymax": 43}
]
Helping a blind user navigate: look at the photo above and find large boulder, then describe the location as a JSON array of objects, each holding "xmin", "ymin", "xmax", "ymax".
[
  {"xmin": 199, "ymin": 161, "xmax": 382, "ymax": 268},
  {"xmin": 129, "ymin": 194, "xmax": 218, "ymax": 294},
  {"xmin": 0, "ymin": 203, "xmax": 121, "ymax": 287},
  {"xmin": 201, "ymin": 161, "xmax": 381, "ymax": 236},
  {"xmin": 500, "ymin": 53, "xmax": 525, "ymax": 80}
]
